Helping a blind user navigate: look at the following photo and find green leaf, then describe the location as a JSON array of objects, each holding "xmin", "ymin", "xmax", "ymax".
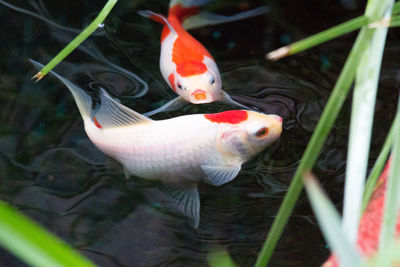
[
  {"xmin": 33, "ymin": 0, "xmax": 118, "ymax": 81},
  {"xmin": 377, "ymin": 96, "xmax": 400, "ymax": 265},
  {"xmin": 303, "ymin": 173, "xmax": 364, "ymax": 267},
  {"xmin": 0, "ymin": 201, "xmax": 96, "ymax": 267},
  {"xmin": 342, "ymin": 4, "xmax": 393, "ymax": 244}
]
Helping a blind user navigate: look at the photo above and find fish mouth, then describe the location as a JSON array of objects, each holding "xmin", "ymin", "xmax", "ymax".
[{"xmin": 190, "ymin": 89, "xmax": 211, "ymax": 103}]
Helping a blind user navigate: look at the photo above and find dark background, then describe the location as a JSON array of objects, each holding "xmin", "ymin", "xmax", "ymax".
[{"xmin": 0, "ymin": 0, "xmax": 399, "ymax": 266}]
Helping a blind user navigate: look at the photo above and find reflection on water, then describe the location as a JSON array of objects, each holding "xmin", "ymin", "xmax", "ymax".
[{"xmin": 1, "ymin": 0, "xmax": 399, "ymax": 266}]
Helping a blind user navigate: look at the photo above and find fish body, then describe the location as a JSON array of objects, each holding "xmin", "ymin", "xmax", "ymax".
[
  {"xmin": 138, "ymin": 0, "xmax": 268, "ymax": 110},
  {"xmin": 30, "ymin": 59, "xmax": 281, "ymax": 227}
]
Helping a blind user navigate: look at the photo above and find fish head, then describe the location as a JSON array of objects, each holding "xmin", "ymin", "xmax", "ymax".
[
  {"xmin": 174, "ymin": 59, "xmax": 222, "ymax": 104},
  {"xmin": 217, "ymin": 111, "xmax": 282, "ymax": 160}
]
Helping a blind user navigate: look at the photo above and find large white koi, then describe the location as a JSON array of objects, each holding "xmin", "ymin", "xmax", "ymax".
[{"xmin": 30, "ymin": 59, "xmax": 281, "ymax": 227}]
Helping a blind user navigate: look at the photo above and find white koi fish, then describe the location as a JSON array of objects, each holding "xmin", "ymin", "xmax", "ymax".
[
  {"xmin": 138, "ymin": 0, "xmax": 268, "ymax": 116},
  {"xmin": 30, "ymin": 59, "xmax": 282, "ymax": 228}
]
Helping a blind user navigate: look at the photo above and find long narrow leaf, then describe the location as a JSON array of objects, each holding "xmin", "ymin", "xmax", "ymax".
[
  {"xmin": 362, "ymin": 113, "xmax": 398, "ymax": 211},
  {"xmin": 32, "ymin": 0, "xmax": 118, "ymax": 81},
  {"xmin": 0, "ymin": 201, "xmax": 96, "ymax": 267},
  {"xmin": 342, "ymin": 2, "xmax": 393, "ymax": 244},
  {"xmin": 267, "ymin": 1, "xmax": 400, "ymax": 60},
  {"xmin": 254, "ymin": 27, "xmax": 372, "ymax": 267},
  {"xmin": 378, "ymin": 96, "xmax": 400, "ymax": 265},
  {"xmin": 304, "ymin": 173, "xmax": 364, "ymax": 267}
]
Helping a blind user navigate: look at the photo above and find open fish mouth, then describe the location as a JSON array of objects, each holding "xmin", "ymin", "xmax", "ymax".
[{"xmin": 190, "ymin": 89, "xmax": 212, "ymax": 103}]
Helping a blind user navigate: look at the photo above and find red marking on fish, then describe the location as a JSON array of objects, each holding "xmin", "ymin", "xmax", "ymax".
[
  {"xmin": 94, "ymin": 117, "xmax": 102, "ymax": 129},
  {"xmin": 204, "ymin": 110, "xmax": 248, "ymax": 124},
  {"xmin": 168, "ymin": 4, "xmax": 201, "ymax": 23},
  {"xmin": 168, "ymin": 73, "xmax": 176, "ymax": 92},
  {"xmin": 176, "ymin": 61, "xmax": 207, "ymax": 77},
  {"xmin": 323, "ymin": 159, "xmax": 400, "ymax": 267}
]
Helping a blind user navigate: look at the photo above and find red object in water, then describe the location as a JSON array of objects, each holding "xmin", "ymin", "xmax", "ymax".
[{"xmin": 323, "ymin": 159, "xmax": 400, "ymax": 267}]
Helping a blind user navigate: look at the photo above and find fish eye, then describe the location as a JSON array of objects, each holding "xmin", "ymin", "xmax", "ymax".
[
  {"xmin": 210, "ymin": 76, "xmax": 215, "ymax": 85},
  {"xmin": 255, "ymin": 127, "xmax": 269, "ymax": 138},
  {"xmin": 177, "ymin": 82, "xmax": 183, "ymax": 90}
]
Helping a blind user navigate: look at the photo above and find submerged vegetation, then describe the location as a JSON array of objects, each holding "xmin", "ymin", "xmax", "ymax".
[{"xmin": 0, "ymin": 0, "xmax": 400, "ymax": 266}]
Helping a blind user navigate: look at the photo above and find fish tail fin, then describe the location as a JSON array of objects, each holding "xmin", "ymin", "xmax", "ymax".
[
  {"xmin": 29, "ymin": 59, "xmax": 92, "ymax": 122},
  {"xmin": 137, "ymin": 10, "xmax": 176, "ymax": 33},
  {"xmin": 168, "ymin": 0, "xmax": 208, "ymax": 23}
]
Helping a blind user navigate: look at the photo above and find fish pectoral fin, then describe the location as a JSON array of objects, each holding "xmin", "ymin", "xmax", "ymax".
[
  {"xmin": 201, "ymin": 164, "xmax": 242, "ymax": 186},
  {"xmin": 95, "ymin": 88, "xmax": 152, "ymax": 128},
  {"xmin": 143, "ymin": 96, "xmax": 187, "ymax": 117},
  {"xmin": 220, "ymin": 91, "xmax": 251, "ymax": 110},
  {"xmin": 182, "ymin": 6, "xmax": 268, "ymax": 30},
  {"xmin": 163, "ymin": 183, "xmax": 200, "ymax": 228}
]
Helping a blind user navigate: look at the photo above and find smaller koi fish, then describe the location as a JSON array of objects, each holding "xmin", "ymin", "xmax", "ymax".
[
  {"xmin": 30, "ymin": 59, "xmax": 282, "ymax": 228},
  {"xmin": 138, "ymin": 0, "xmax": 268, "ymax": 116}
]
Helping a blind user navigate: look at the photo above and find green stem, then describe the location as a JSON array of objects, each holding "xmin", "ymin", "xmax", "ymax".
[
  {"xmin": 267, "ymin": 16, "xmax": 368, "ymax": 60},
  {"xmin": 362, "ymin": 114, "xmax": 397, "ymax": 212},
  {"xmin": 267, "ymin": 1, "xmax": 400, "ymax": 60},
  {"xmin": 0, "ymin": 201, "xmax": 95, "ymax": 267},
  {"xmin": 33, "ymin": 0, "xmax": 118, "ymax": 81},
  {"xmin": 254, "ymin": 28, "xmax": 372, "ymax": 267}
]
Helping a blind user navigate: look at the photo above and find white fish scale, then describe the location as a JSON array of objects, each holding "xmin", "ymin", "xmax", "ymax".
[{"xmin": 85, "ymin": 116, "xmax": 225, "ymax": 183}]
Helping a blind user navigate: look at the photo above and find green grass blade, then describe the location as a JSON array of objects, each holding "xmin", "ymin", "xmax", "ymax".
[
  {"xmin": 0, "ymin": 201, "xmax": 96, "ymax": 267},
  {"xmin": 208, "ymin": 249, "xmax": 238, "ymax": 267},
  {"xmin": 32, "ymin": 0, "xmax": 118, "ymax": 81},
  {"xmin": 342, "ymin": 4, "xmax": 392, "ymax": 244},
  {"xmin": 362, "ymin": 114, "xmax": 398, "ymax": 212},
  {"xmin": 304, "ymin": 173, "xmax": 364, "ymax": 267},
  {"xmin": 266, "ymin": 16, "xmax": 368, "ymax": 60},
  {"xmin": 267, "ymin": 1, "xmax": 400, "ymax": 60},
  {"xmin": 254, "ymin": 28, "xmax": 372, "ymax": 267},
  {"xmin": 377, "ymin": 97, "xmax": 400, "ymax": 265}
]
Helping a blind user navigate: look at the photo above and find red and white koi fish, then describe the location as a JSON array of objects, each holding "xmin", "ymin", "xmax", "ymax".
[
  {"xmin": 30, "ymin": 59, "xmax": 281, "ymax": 227},
  {"xmin": 138, "ymin": 0, "xmax": 268, "ymax": 116}
]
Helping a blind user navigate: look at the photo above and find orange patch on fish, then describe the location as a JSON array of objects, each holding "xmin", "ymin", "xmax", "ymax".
[
  {"xmin": 168, "ymin": 73, "xmax": 176, "ymax": 92},
  {"xmin": 168, "ymin": 15, "xmax": 212, "ymax": 77},
  {"xmin": 204, "ymin": 110, "xmax": 248, "ymax": 124},
  {"xmin": 176, "ymin": 61, "xmax": 207, "ymax": 77},
  {"xmin": 94, "ymin": 117, "xmax": 102, "ymax": 128}
]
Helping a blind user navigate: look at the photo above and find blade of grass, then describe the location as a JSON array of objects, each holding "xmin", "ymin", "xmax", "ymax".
[
  {"xmin": 208, "ymin": 249, "xmax": 238, "ymax": 267},
  {"xmin": 303, "ymin": 172, "xmax": 364, "ymax": 267},
  {"xmin": 362, "ymin": 113, "xmax": 399, "ymax": 212},
  {"xmin": 377, "ymin": 96, "xmax": 400, "ymax": 265},
  {"xmin": 0, "ymin": 200, "xmax": 95, "ymax": 267},
  {"xmin": 342, "ymin": 2, "xmax": 393, "ymax": 244},
  {"xmin": 32, "ymin": 0, "xmax": 118, "ymax": 81},
  {"xmin": 267, "ymin": 1, "xmax": 400, "ymax": 60},
  {"xmin": 266, "ymin": 16, "xmax": 368, "ymax": 60},
  {"xmin": 254, "ymin": 27, "xmax": 372, "ymax": 267}
]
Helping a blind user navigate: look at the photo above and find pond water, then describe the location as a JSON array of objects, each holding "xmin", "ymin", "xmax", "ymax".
[{"xmin": 1, "ymin": 0, "xmax": 399, "ymax": 266}]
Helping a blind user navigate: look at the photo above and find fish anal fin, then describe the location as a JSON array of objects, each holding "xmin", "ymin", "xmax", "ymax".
[
  {"xmin": 201, "ymin": 164, "xmax": 242, "ymax": 186},
  {"xmin": 163, "ymin": 183, "xmax": 200, "ymax": 228}
]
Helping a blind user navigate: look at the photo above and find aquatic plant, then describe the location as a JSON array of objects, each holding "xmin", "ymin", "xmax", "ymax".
[{"xmin": 256, "ymin": 0, "xmax": 400, "ymax": 266}]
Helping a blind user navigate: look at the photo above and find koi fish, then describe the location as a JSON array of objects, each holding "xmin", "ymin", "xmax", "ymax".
[
  {"xmin": 30, "ymin": 59, "xmax": 282, "ymax": 228},
  {"xmin": 138, "ymin": 0, "xmax": 268, "ymax": 116}
]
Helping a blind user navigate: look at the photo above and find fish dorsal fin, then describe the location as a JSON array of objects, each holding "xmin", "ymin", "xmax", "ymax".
[
  {"xmin": 137, "ymin": 10, "xmax": 176, "ymax": 34},
  {"xmin": 164, "ymin": 183, "xmax": 200, "ymax": 228},
  {"xmin": 95, "ymin": 88, "xmax": 152, "ymax": 128},
  {"xmin": 182, "ymin": 7, "xmax": 268, "ymax": 30},
  {"xmin": 201, "ymin": 164, "xmax": 242, "ymax": 186}
]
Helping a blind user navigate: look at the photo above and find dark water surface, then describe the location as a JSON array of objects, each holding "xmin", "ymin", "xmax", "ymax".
[{"xmin": 1, "ymin": 0, "xmax": 399, "ymax": 266}]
